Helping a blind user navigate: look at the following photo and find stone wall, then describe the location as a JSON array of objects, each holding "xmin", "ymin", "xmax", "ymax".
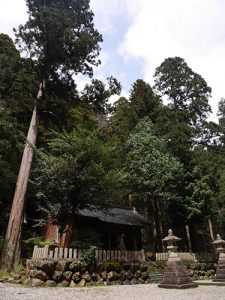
[{"xmin": 19, "ymin": 259, "xmax": 152, "ymax": 287}]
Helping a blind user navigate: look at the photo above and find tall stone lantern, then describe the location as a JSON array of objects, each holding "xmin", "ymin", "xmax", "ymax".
[
  {"xmin": 158, "ymin": 229, "xmax": 197, "ymax": 289},
  {"xmin": 162, "ymin": 228, "xmax": 181, "ymax": 253},
  {"xmin": 212, "ymin": 234, "xmax": 225, "ymax": 282}
]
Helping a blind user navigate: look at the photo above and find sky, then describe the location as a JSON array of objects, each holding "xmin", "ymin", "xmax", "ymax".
[{"xmin": 1, "ymin": 0, "xmax": 225, "ymax": 121}]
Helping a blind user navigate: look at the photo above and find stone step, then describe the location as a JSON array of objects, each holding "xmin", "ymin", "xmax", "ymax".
[{"xmin": 146, "ymin": 261, "xmax": 164, "ymax": 283}]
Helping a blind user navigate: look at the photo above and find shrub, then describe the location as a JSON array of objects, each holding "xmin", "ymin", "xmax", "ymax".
[
  {"xmin": 80, "ymin": 246, "xmax": 97, "ymax": 266},
  {"xmin": 103, "ymin": 259, "xmax": 121, "ymax": 272}
]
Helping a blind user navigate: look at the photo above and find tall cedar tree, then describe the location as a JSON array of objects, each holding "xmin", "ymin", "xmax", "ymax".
[
  {"xmin": 122, "ymin": 117, "xmax": 183, "ymax": 251},
  {"xmin": 2, "ymin": 0, "xmax": 102, "ymax": 270},
  {"xmin": 154, "ymin": 57, "xmax": 212, "ymax": 165}
]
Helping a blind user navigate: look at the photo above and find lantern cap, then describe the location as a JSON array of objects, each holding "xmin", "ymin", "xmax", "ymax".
[
  {"xmin": 162, "ymin": 229, "xmax": 181, "ymax": 242},
  {"xmin": 212, "ymin": 234, "xmax": 225, "ymax": 245}
]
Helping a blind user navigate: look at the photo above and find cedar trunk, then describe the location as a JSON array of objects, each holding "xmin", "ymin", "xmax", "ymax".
[
  {"xmin": 153, "ymin": 198, "xmax": 163, "ymax": 252},
  {"xmin": 208, "ymin": 218, "xmax": 214, "ymax": 242},
  {"xmin": 185, "ymin": 224, "xmax": 192, "ymax": 253},
  {"xmin": 1, "ymin": 83, "xmax": 44, "ymax": 271}
]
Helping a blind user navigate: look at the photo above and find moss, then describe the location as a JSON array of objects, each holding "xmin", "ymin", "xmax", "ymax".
[
  {"xmin": 0, "ymin": 268, "xmax": 10, "ymax": 279},
  {"xmin": 103, "ymin": 260, "xmax": 121, "ymax": 272}
]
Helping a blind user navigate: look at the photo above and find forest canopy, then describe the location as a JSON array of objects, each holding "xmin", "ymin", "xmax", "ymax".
[{"xmin": 1, "ymin": 0, "xmax": 225, "ymax": 270}]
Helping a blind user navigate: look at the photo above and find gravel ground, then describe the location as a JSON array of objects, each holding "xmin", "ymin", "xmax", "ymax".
[{"xmin": 1, "ymin": 283, "xmax": 225, "ymax": 300}]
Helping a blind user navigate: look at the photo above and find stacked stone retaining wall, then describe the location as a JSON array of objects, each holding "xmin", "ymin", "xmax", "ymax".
[{"xmin": 21, "ymin": 259, "xmax": 152, "ymax": 287}]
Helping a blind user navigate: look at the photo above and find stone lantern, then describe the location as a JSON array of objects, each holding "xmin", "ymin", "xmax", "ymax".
[
  {"xmin": 213, "ymin": 234, "xmax": 225, "ymax": 253},
  {"xmin": 162, "ymin": 229, "xmax": 181, "ymax": 253},
  {"xmin": 212, "ymin": 234, "xmax": 225, "ymax": 282},
  {"xmin": 158, "ymin": 229, "xmax": 197, "ymax": 289}
]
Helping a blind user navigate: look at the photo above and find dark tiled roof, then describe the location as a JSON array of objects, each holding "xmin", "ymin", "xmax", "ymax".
[{"xmin": 76, "ymin": 207, "xmax": 149, "ymax": 227}]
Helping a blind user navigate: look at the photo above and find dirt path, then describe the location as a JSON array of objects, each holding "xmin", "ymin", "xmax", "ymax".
[{"xmin": 1, "ymin": 282, "xmax": 225, "ymax": 300}]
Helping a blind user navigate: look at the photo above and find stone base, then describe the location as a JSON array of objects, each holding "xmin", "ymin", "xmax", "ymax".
[
  {"xmin": 158, "ymin": 282, "xmax": 198, "ymax": 289},
  {"xmin": 158, "ymin": 252, "xmax": 198, "ymax": 289},
  {"xmin": 213, "ymin": 279, "xmax": 225, "ymax": 282},
  {"xmin": 214, "ymin": 253, "xmax": 225, "ymax": 282}
]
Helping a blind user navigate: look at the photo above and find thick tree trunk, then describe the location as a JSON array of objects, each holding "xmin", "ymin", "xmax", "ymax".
[
  {"xmin": 153, "ymin": 198, "xmax": 163, "ymax": 252},
  {"xmin": 1, "ymin": 82, "xmax": 44, "ymax": 271},
  {"xmin": 185, "ymin": 224, "xmax": 192, "ymax": 253}
]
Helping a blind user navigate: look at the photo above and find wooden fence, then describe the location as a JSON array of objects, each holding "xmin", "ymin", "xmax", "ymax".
[
  {"xmin": 31, "ymin": 245, "xmax": 145, "ymax": 263},
  {"xmin": 156, "ymin": 252, "xmax": 218, "ymax": 262}
]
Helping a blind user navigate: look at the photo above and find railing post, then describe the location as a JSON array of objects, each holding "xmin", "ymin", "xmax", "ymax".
[
  {"xmin": 32, "ymin": 246, "xmax": 38, "ymax": 259},
  {"xmin": 69, "ymin": 248, "xmax": 73, "ymax": 259},
  {"xmin": 44, "ymin": 245, "xmax": 49, "ymax": 259},
  {"xmin": 54, "ymin": 248, "xmax": 59, "ymax": 259},
  {"xmin": 64, "ymin": 248, "xmax": 68, "ymax": 259}
]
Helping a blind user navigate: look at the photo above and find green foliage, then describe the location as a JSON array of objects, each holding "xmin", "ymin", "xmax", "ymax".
[
  {"xmin": 0, "ymin": 34, "xmax": 38, "ymax": 129},
  {"xmin": 154, "ymin": 57, "xmax": 212, "ymax": 166},
  {"xmin": 1, "ymin": 16, "xmax": 225, "ymax": 257},
  {"xmin": 129, "ymin": 79, "xmax": 161, "ymax": 122},
  {"xmin": 109, "ymin": 80, "xmax": 161, "ymax": 145},
  {"xmin": 80, "ymin": 246, "xmax": 97, "ymax": 266},
  {"xmin": 22, "ymin": 236, "xmax": 56, "ymax": 247},
  {"xmin": 32, "ymin": 126, "xmax": 123, "ymax": 219},
  {"xmin": 81, "ymin": 76, "xmax": 121, "ymax": 114},
  {"xmin": 185, "ymin": 171, "xmax": 213, "ymax": 220},
  {"xmin": 154, "ymin": 56, "xmax": 211, "ymax": 127},
  {"xmin": 123, "ymin": 117, "xmax": 183, "ymax": 201},
  {"xmin": 103, "ymin": 259, "xmax": 121, "ymax": 272},
  {"xmin": 0, "ymin": 102, "xmax": 25, "ymax": 234},
  {"xmin": 15, "ymin": 0, "xmax": 102, "ymax": 81},
  {"xmin": 22, "ymin": 236, "xmax": 56, "ymax": 259}
]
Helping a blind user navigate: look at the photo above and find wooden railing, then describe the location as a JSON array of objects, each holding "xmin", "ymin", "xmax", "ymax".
[
  {"xmin": 156, "ymin": 252, "xmax": 218, "ymax": 262},
  {"xmin": 96, "ymin": 249, "xmax": 145, "ymax": 262},
  {"xmin": 31, "ymin": 245, "xmax": 145, "ymax": 263}
]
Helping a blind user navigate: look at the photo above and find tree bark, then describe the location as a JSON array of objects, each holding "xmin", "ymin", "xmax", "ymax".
[
  {"xmin": 1, "ymin": 82, "xmax": 44, "ymax": 271},
  {"xmin": 153, "ymin": 198, "xmax": 163, "ymax": 252},
  {"xmin": 185, "ymin": 224, "xmax": 192, "ymax": 253},
  {"xmin": 208, "ymin": 218, "xmax": 214, "ymax": 242}
]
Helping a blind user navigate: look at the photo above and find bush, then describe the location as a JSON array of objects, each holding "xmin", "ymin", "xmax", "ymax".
[
  {"xmin": 80, "ymin": 246, "xmax": 97, "ymax": 266},
  {"xmin": 103, "ymin": 259, "xmax": 121, "ymax": 272}
]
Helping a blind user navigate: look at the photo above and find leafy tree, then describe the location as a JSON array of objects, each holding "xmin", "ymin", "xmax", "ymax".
[
  {"xmin": 183, "ymin": 145, "xmax": 225, "ymax": 248},
  {"xmin": 129, "ymin": 79, "xmax": 161, "ymax": 123},
  {"xmin": 2, "ymin": 0, "xmax": 102, "ymax": 270},
  {"xmin": 0, "ymin": 34, "xmax": 37, "ymax": 130},
  {"xmin": 0, "ymin": 103, "xmax": 24, "ymax": 234},
  {"xmin": 109, "ymin": 97, "xmax": 132, "ymax": 143},
  {"xmin": 109, "ymin": 79, "xmax": 161, "ymax": 144},
  {"xmin": 32, "ymin": 127, "xmax": 122, "ymax": 221},
  {"xmin": 122, "ymin": 117, "xmax": 183, "ymax": 250},
  {"xmin": 217, "ymin": 98, "xmax": 225, "ymax": 145},
  {"xmin": 154, "ymin": 57, "xmax": 211, "ymax": 128},
  {"xmin": 81, "ymin": 76, "xmax": 121, "ymax": 115},
  {"xmin": 154, "ymin": 57, "xmax": 212, "ymax": 165},
  {"xmin": 15, "ymin": 0, "xmax": 102, "ymax": 81}
]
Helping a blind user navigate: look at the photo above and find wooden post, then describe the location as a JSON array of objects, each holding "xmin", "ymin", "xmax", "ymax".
[
  {"xmin": 54, "ymin": 248, "xmax": 59, "ymax": 259},
  {"xmin": 44, "ymin": 245, "xmax": 49, "ymax": 259},
  {"xmin": 69, "ymin": 248, "xmax": 73, "ymax": 259}
]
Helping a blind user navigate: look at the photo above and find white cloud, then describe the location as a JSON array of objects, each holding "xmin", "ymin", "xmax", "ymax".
[
  {"xmin": 119, "ymin": 0, "xmax": 225, "ymax": 120},
  {"xmin": 0, "ymin": 0, "xmax": 27, "ymax": 37},
  {"xmin": 90, "ymin": 0, "xmax": 126, "ymax": 34}
]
